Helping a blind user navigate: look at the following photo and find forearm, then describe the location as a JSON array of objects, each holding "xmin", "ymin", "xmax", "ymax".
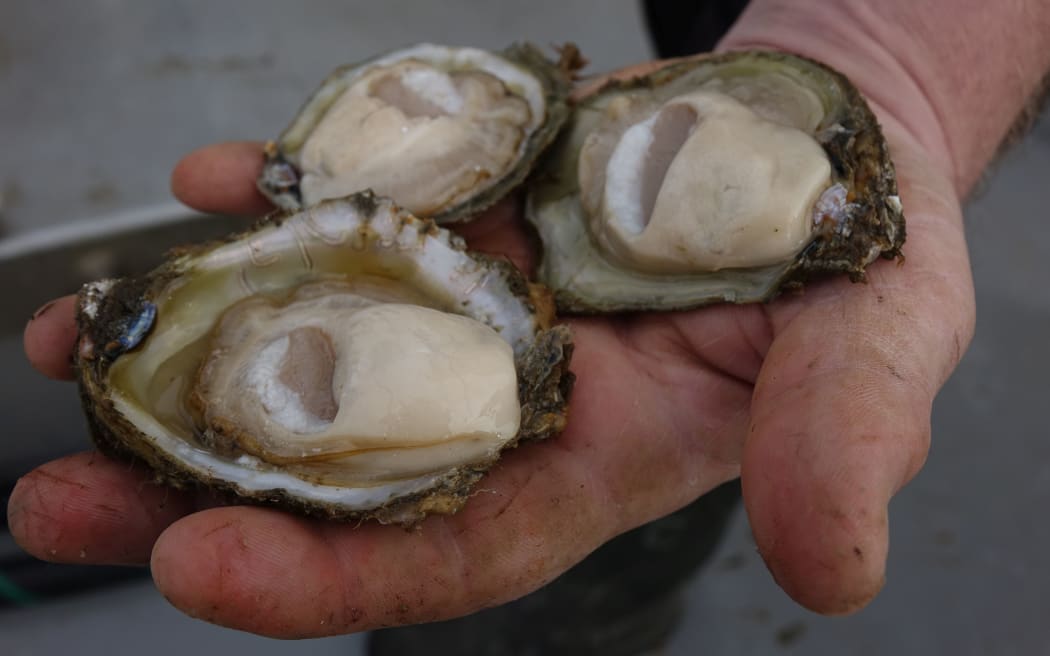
[{"xmin": 717, "ymin": 0, "xmax": 1050, "ymax": 198}]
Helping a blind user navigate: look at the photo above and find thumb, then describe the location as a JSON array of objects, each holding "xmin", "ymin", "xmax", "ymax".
[
  {"xmin": 743, "ymin": 147, "xmax": 974, "ymax": 613},
  {"xmin": 744, "ymin": 304, "xmax": 933, "ymax": 613}
]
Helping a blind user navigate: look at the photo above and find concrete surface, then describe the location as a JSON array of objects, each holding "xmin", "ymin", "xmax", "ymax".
[{"xmin": 1, "ymin": 2, "xmax": 1047, "ymax": 655}]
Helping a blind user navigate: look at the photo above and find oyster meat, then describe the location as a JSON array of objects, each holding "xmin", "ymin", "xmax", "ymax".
[
  {"xmin": 259, "ymin": 43, "xmax": 574, "ymax": 223},
  {"xmin": 527, "ymin": 51, "xmax": 905, "ymax": 312},
  {"xmin": 75, "ymin": 193, "xmax": 573, "ymax": 524}
]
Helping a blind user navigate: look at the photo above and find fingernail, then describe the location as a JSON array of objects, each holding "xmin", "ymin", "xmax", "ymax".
[{"xmin": 30, "ymin": 300, "xmax": 57, "ymax": 321}]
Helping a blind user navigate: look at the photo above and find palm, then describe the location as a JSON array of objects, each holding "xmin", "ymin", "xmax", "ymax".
[{"xmin": 13, "ymin": 104, "xmax": 972, "ymax": 634}]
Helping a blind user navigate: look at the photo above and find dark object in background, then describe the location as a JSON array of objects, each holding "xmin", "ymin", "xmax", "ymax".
[
  {"xmin": 0, "ymin": 559, "xmax": 147, "ymax": 610},
  {"xmin": 642, "ymin": 0, "xmax": 751, "ymax": 56},
  {"xmin": 369, "ymin": 481, "xmax": 743, "ymax": 656}
]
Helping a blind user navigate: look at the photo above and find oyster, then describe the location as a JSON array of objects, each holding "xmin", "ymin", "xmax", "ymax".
[
  {"xmin": 527, "ymin": 51, "xmax": 905, "ymax": 312},
  {"xmin": 75, "ymin": 193, "xmax": 573, "ymax": 524},
  {"xmin": 259, "ymin": 43, "xmax": 575, "ymax": 223}
]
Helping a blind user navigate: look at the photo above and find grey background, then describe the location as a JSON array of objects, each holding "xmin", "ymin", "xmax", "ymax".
[{"xmin": 1, "ymin": 2, "xmax": 1047, "ymax": 654}]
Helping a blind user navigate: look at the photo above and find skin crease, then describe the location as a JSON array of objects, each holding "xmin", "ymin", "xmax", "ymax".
[{"xmin": 11, "ymin": 0, "xmax": 1048, "ymax": 636}]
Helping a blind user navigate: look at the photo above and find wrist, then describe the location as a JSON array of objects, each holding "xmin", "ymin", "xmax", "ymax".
[{"xmin": 716, "ymin": 0, "xmax": 1050, "ymax": 198}]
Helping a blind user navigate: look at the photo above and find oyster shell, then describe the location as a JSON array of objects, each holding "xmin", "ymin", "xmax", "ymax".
[
  {"xmin": 75, "ymin": 193, "xmax": 573, "ymax": 524},
  {"xmin": 527, "ymin": 51, "xmax": 905, "ymax": 312},
  {"xmin": 259, "ymin": 43, "xmax": 575, "ymax": 224}
]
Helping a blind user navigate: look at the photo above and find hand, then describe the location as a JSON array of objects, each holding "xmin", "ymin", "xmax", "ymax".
[{"xmin": 12, "ymin": 58, "xmax": 973, "ymax": 635}]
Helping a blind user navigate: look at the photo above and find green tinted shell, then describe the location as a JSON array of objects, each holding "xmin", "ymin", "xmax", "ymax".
[{"xmin": 527, "ymin": 51, "xmax": 905, "ymax": 313}]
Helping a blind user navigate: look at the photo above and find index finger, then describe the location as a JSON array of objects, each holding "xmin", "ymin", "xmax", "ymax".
[{"xmin": 170, "ymin": 141, "xmax": 274, "ymax": 217}]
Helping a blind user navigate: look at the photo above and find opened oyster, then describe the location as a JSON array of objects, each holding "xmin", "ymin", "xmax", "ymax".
[
  {"xmin": 75, "ymin": 193, "xmax": 573, "ymax": 524},
  {"xmin": 527, "ymin": 51, "xmax": 905, "ymax": 312},
  {"xmin": 259, "ymin": 43, "xmax": 574, "ymax": 223}
]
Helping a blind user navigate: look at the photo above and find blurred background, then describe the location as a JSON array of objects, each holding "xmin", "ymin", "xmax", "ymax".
[{"xmin": 1, "ymin": 2, "xmax": 1047, "ymax": 654}]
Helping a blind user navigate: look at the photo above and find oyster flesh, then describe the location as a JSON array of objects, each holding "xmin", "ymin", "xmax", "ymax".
[
  {"xmin": 527, "ymin": 51, "xmax": 905, "ymax": 312},
  {"xmin": 75, "ymin": 193, "xmax": 573, "ymax": 524},
  {"xmin": 259, "ymin": 43, "xmax": 574, "ymax": 223}
]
